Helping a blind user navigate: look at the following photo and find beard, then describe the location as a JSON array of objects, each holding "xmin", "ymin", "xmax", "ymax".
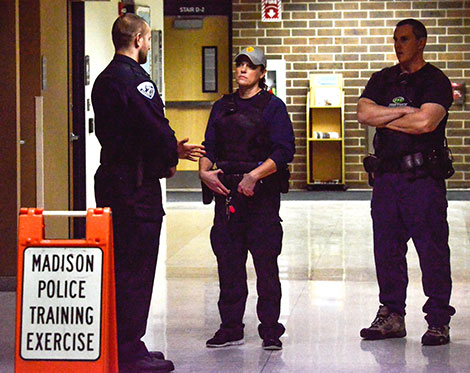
[{"xmin": 138, "ymin": 49, "xmax": 148, "ymax": 64}]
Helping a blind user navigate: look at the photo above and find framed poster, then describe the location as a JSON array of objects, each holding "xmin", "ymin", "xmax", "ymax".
[{"xmin": 202, "ymin": 46, "xmax": 218, "ymax": 92}]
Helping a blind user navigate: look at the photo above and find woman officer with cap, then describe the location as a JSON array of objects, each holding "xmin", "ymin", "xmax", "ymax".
[{"xmin": 199, "ymin": 46, "xmax": 295, "ymax": 350}]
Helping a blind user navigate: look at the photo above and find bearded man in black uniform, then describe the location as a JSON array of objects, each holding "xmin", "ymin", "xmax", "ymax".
[
  {"xmin": 92, "ymin": 13, "xmax": 204, "ymax": 372},
  {"xmin": 357, "ymin": 19, "xmax": 455, "ymax": 346}
]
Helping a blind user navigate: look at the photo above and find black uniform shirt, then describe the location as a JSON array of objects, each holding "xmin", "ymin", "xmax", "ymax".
[
  {"xmin": 92, "ymin": 54, "xmax": 178, "ymax": 178},
  {"xmin": 361, "ymin": 63, "xmax": 453, "ymax": 158}
]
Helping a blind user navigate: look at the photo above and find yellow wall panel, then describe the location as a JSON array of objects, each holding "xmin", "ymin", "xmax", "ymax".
[
  {"xmin": 166, "ymin": 107, "xmax": 212, "ymax": 171},
  {"xmin": 164, "ymin": 16, "xmax": 229, "ymax": 102},
  {"xmin": 164, "ymin": 15, "xmax": 230, "ymax": 174}
]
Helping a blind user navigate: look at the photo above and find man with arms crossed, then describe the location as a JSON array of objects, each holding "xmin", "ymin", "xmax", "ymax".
[{"xmin": 357, "ymin": 19, "xmax": 455, "ymax": 346}]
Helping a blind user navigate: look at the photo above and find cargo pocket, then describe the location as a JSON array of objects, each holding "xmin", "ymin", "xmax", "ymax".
[
  {"xmin": 133, "ymin": 181, "xmax": 165, "ymax": 221},
  {"xmin": 248, "ymin": 215, "xmax": 283, "ymax": 257}
]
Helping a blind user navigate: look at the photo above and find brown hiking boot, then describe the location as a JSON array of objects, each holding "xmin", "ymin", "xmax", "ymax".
[
  {"xmin": 421, "ymin": 325, "xmax": 450, "ymax": 346},
  {"xmin": 360, "ymin": 305, "xmax": 406, "ymax": 340}
]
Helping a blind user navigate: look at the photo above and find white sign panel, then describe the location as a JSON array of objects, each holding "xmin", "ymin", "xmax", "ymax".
[
  {"xmin": 21, "ymin": 247, "xmax": 103, "ymax": 360},
  {"xmin": 266, "ymin": 59, "xmax": 287, "ymax": 103}
]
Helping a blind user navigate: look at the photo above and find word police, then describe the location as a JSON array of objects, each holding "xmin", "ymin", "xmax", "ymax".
[{"xmin": 37, "ymin": 279, "xmax": 86, "ymax": 299}]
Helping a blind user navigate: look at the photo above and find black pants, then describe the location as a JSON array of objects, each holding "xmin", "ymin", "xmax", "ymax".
[
  {"xmin": 95, "ymin": 165, "xmax": 164, "ymax": 363},
  {"xmin": 371, "ymin": 173, "xmax": 455, "ymax": 326},
  {"xmin": 210, "ymin": 188, "xmax": 285, "ymax": 340}
]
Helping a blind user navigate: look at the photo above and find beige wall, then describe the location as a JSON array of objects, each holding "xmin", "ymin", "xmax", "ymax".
[
  {"xmin": 85, "ymin": 1, "xmax": 119, "ymax": 208},
  {"xmin": 85, "ymin": 0, "xmax": 165, "ymax": 207}
]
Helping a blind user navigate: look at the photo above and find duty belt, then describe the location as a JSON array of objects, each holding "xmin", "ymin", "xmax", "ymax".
[
  {"xmin": 380, "ymin": 152, "xmax": 425, "ymax": 174},
  {"xmin": 218, "ymin": 173, "xmax": 244, "ymax": 189},
  {"xmin": 363, "ymin": 147, "xmax": 454, "ymax": 184}
]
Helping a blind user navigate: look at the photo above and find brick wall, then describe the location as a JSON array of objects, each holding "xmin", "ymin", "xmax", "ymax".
[{"xmin": 232, "ymin": 0, "xmax": 470, "ymax": 189}]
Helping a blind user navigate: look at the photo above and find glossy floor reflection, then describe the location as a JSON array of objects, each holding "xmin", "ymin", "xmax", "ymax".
[
  {"xmin": 145, "ymin": 200, "xmax": 470, "ymax": 372},
  {"xmin": 1, "ymin": 200, "xmax": 470, "ymax": 372}
]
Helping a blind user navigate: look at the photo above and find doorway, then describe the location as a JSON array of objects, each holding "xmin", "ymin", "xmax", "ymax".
[
  {"xmin": 71, "ymin": 0, "xmax": 87, "ymax": 238},
  {"xmin": 164, "ymin": 14, "xmax": 231, "ymax": 189}
]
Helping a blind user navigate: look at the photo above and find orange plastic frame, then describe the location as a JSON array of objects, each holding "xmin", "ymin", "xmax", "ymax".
[{"xmin": 15, "ymin": 208, "xmax": 118, "ymax": 372}]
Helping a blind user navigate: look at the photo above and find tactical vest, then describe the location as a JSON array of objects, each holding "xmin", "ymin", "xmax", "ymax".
[
  {"xmin": 214, "ymin": 90, "xmax": 273, "ymax": 172},
  {"xmin": 374, "ymin": 64, "xmax": 447, "ymax": 159}
]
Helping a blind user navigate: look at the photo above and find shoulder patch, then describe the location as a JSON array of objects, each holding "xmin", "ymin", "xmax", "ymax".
[{"xmin": 137, "ymin": 81, "xmax": 155, "ymax": 99}]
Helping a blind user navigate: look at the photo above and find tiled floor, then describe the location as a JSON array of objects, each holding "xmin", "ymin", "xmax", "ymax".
[{"xmin": 2, "ymin": 200, "xmax": 470, "ymax": 372}]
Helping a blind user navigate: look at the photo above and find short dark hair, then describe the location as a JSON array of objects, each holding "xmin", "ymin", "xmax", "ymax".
[
  {"xmin": 396, "ymin": 19, "xmax": 427, "ymax": 40},
  {"xmin": 112, "ymin": 13, "xmax": 147, "ymax": 50}
]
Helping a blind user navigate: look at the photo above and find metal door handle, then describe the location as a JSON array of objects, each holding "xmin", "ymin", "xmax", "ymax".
[{"xmin": 70, "ymin": 132, "xmax": 80, "ymax": 141}]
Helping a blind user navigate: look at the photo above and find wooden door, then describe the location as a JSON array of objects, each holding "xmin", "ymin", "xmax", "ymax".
[{"xmin": 164, "ymin": 15, "xmax": 230, "ymax": 174}]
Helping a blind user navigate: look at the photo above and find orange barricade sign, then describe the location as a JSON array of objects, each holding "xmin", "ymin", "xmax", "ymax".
[{"xmin": 15, "ymin": 208, "xmax": 118, "ymax": 373}]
